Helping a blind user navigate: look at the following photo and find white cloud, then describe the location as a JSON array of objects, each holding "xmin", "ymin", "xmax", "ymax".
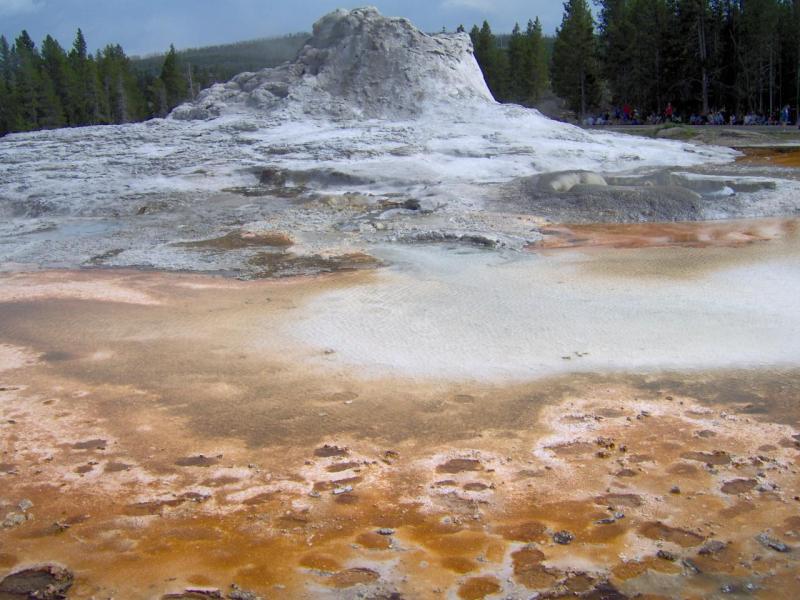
[
  {"xmin": 0, "ymin": 0, "xmax": 42, "ymax": 17},
  {"xmin": 441, "ymin": 0, "xmax": 498, "ymax": 12}
]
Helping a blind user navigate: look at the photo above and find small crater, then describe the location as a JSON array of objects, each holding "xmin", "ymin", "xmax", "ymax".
[
  {"xmin": 463, "ymin": 482, "xmax": 490, "ymax": 492},
  {"xmin": 104, "ymin": 462, "xmax": 132, "ymax": 473},
  {"xmin": 72, "ymin": 439, "xmax": 107, "ymax": 451},
  {"xmin": 680, "ymin": 451, "xmax": 731, "ymax": 465},
  {"xmin": 175, "ymin": 455, "xmax": 220, "ymax": 468},
  {"xmin": 314, "ymin": 445, "xmax": 349, "ymax": 458},
  {"xmin": 326, "ymin": 461, "xmax": 361, "ymax": 473},
  {"xmin": 355, "ymin": 532, "xmax": 391, "ymax": 550},
  {"xmin": 548, "ymin": 441, "xmax": 595, "ymax": 457},
  {"xmin": 329, "ymin": 567, "xmax": 380, "ymax": 588},
  {"xmin": 436, "ymin": 458, "xmax": 483, "ymax": 474},
  {"xmin": 667, "ymin": 462, "xmax": 698, "ymax": 475},
  {"xmin": 639, "ymin": 521, "xmax": 705, "ymax": 547},
  {"xmin": 721, "ymin": 478, "xmax": 758, "ymax": 495},
  {"xmin": 594, "ymin": 493, "xmax": 643, "ymax": 508},
  {"xmin": 299, "ymin": 553, "xmax": 340, "ymax": 573}
]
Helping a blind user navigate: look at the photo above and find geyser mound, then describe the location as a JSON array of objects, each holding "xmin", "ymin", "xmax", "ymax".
[{"xmin": 172, "ymin": 7, "xmax": 493, "ymax": 120}]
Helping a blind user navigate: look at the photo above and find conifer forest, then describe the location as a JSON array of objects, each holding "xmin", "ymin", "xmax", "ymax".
[{"xmin": 2, "ymin": 0, "xmax": 799, "ymax": 136}]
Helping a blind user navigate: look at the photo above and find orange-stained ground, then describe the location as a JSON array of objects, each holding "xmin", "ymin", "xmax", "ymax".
[
  {"xmin": 738, "ymin": 147, "xmax": 800, "ymax": 169},
  {"xmin": 1, "ymin": 243, "xmax": 799, "ymax": 598}
]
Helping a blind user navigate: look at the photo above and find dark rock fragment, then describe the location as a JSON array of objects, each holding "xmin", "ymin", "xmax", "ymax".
[
  {"xmin": 0, "ymin": 565, "xmax": 74, "ymax": 599},
  {"xmin": 552, "ymin": 530, "xmax": 575, "ymax": 545}
]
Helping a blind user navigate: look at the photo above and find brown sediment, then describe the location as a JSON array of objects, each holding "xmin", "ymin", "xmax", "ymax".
[
  {"xmin": 248, "ymin": 251, "xmax": 381, "ymax": 278},
  {"xmin": 737, "ymin": 146, "xmax": 800, "ymax": 168},
  {"xmin": 638, "ymin": 522, "xmax": 705, "ymax": 547},
  {"xmin": 0, "ymin": 269, "xmax": 798, "ymax": 598},
  {"xmin": 720, "ymin": 478, "xmax": 758, "ymax": 494},
  {"xmin": 529, "ymin": 218, "xmax": 798, "ymax": 251},
  {"xmin": 176, "ymin": 230, "xmax": 294, "ymax": 250},
  {"xmin": 457, "ymin": 576, "xmax": 502, "ymax": 599}
]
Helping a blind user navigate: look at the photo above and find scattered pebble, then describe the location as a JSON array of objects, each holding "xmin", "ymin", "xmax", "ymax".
[
  {"xmin": 698, "ymin": 540, "xmax": 727, "ymax": 556},
  {"xmin": 756, "ymin": 532, "xmax": 791, "ymax": 553},
  {"xmin": 553, "ymin": 530, "xmax": 574, "ymax": 545}
]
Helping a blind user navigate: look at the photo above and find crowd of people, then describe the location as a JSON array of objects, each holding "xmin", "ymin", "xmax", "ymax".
[{"xmin": 583, "ymin": 103, "xmax": 799, "ymax": 128}]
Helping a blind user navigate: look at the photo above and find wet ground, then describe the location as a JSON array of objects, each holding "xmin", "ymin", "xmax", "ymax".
[{"xmin": 1, "ymin": 215, "xmax": 799, "ymax": 598}]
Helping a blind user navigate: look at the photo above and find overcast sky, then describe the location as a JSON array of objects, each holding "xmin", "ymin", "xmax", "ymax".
[{"xmin": 0, "ymin": 0, "xmax": 569, "ymax": 56}]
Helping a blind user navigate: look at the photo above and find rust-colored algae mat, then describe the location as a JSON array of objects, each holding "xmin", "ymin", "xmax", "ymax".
[
  {"xmin": 737, "ymin": 146, "xmax": 800, "ymax": 169},
  {"xmin": 0, "ymin": 268, "xmax": 799, "ymax": 599}
]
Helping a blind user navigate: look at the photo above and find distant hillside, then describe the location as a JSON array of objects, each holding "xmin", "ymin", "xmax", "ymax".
[{"xmin": 131, "ymin": 33, "xmax": 310, "ymax": 82}]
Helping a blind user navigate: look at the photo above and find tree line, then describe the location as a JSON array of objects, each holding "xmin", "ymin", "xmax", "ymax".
[
  {"xmin": 0, "ymin": 29, "xmax": 197, "ymax": 135},
  {"xmin": 5, "ymin": 2, "xmax": 799, "ymax": 136},
  {"xmin": 470, "ymin": 0, "xmax": 800, "ymax": 122},
  {"xmin": 463, "ymin": 19, "xmax": 551, "ymax": 106}
]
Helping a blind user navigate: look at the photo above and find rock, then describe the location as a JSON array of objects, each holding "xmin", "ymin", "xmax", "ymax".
[
  {"xmin": 17, "ymin": 500, "xmax": 33, "ymax": 512},
  {"xmin": 0, "ymin": 564, "xmax": 74, "ymax": 599},
  {"xmin": 537, "ymin": 170, "xmax": 608, "ymax": 193},
  {"xmin": 2, "ymin": 512, "xmax": 28, "ymax": 529},
  {"xmin": 583, "ymin": 581, "xmax": 628, "ymax": 600},
  {"xmin": 670, "ymin": 486, "xmax": 681, "ymax": 495},
  {"xmin": 698, "ymin": 540, "xmax": 727, "ymax": 556},
  {"xmin": 377, "ymin": 528, "xmax": 395, "ymax": 536},
  {"xmin": 756, "ymin": 533, "xmax": 791, "ymax": 553},
  {"xmin": 552, "ymin": 530, "xmax": 575, "ymax": 545},
  {"xmin": 681, "ymin": 558, "xmax": 702, "ymax": 574},
  {"xmin": 332, "ymin": 486, "xmax": 353, "ymax": 495},
  {"xmin": 657, "ymin": 550, "xmax": 677, "ymax": 561},
  {"xmin": 162, "ymin": 590, "xmax": 223, "ymax": 600},
  {"xmin": 517, "ymin": 177, "xmax": 710, "ymax": 224},
  {"xmin": 229, "ymin": 584, "xmax": 263, "ymax": 600}
]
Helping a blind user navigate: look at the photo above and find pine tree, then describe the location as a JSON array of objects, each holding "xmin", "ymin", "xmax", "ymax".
[
  {"xmin": 159, "ymin": 44, "xmax": 188, "ymax": 113},
  {"xmin": 40, "ymin": 35, "xmax": 69, "ymax": 126},
  {"xmin": 596, "ymin": 0, "xmax": 633, "ymax": 105},
  {"xmin": 0, "ymin": 36, "xmax": 14, "ymax": 135},
  {"xmin": 68, "ymin": 28, "xmax": 102, "ymax": 125},
  {"xmin": 97, "ymin": 44, "xmax": 146, "ymax": 123},
  {"xmin": 13, "ymin": 31, "xmax": 41, "ymax": 130},
  {"xmin": 526, "ymin": 18, "xmax": 549, "ymax": 104},
  {"xmin": 552, "ymin": 0, "xmax": 600, "ymax": 116},
  {"xmin": 0, "ymin": 74, "xmax": 9, "ymax": 135},
  {"xmin": 507, "ymin": 23, "xmax": 529, "ymax": 103}
]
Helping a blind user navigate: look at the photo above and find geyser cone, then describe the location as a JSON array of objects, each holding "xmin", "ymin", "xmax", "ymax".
[{"xmin": 172, "ymin": 7, "xmax": 494, "ymax": 120}]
